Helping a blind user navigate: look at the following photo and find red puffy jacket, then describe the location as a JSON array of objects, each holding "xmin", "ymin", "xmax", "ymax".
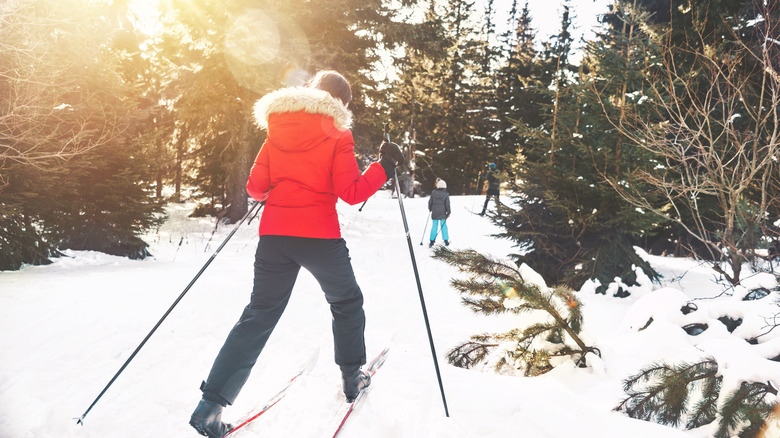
[{"xmin": 246, "ymin": 87, "xmax": 387, "ymax": 239}]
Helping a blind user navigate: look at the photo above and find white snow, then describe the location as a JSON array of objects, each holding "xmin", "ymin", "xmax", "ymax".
[{"xmin": 1, "ymin": 193, "xmax": 779, "ymax": 438}]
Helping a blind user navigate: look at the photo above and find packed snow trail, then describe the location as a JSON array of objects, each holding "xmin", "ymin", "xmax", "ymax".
[{"xmin": 1, "ymin": 194, "xmax": 699, "ymax": 437}]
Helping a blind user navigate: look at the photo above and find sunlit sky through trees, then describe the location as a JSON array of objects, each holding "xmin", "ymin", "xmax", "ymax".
[
  {"xmin": 482, "ymin": 0, "xmax": 612, "ymax": 58},
  {"xmin": 127, "ymin": 0, "xmax": 612, "ymax": 58},
  {"xmin": 127, "ymin": 0, "xmax": 162, "ymax": 36}
]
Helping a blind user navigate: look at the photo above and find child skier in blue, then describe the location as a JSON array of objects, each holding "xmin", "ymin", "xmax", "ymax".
[{"xmin": 428, "ymin": 179, "xmax": 451, "ymax": 247}]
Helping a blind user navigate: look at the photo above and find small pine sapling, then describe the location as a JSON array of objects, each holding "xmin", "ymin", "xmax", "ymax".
[{"xmin": 432, "ymin": 246, "xmax": 597, "ymax": 376}]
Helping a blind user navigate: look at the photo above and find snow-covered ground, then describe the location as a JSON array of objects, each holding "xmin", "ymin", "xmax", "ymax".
[{"xmin": 1, "ymin": 192, "xmax": 778, "ymax": 438}]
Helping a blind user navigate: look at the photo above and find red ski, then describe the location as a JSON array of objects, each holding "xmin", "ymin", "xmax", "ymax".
[
  {"xmin": 222, "ymin": 351, "xmax": 318, "ymax": 437},
  {"xmin": 330, "ymin": 348, "xmax": 390, "ymax": 438}
]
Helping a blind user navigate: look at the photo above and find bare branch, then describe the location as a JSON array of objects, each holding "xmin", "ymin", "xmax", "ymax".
[
  {"xmin": 0, "ymin": 1, "xmax": 121, "ymax": 171},
  {"xmin": 591, "ymin": 1, "xmax": 780, "ymax": 284}
]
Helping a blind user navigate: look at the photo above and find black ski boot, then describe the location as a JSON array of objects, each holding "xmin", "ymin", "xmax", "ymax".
[
  {"xmin": 429, "ymin": 240, "xmax": 435, "ymax": 248},
  {"xmin": 444, "ymin": 240, "xmax": 450, "ymax": 246},
  {"xmin": 341, "ymin": 368, "xmax": 371, "ymax": 403},
  {"xmin": 190, "ymin": 399, "xmax": 233, "ymax": 438}
]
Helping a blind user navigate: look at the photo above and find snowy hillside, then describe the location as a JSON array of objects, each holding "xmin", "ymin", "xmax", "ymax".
[{"xmin": 1, "ymin": 192, "xmax": 778, "ymax": 438}]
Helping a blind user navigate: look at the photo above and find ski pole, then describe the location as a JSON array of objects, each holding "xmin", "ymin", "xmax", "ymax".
[
  {"xmin": 392, "ymin": 169, "xmax": 449, "ymax": 417},
  {"xmin": 419, "ymin": 212, "xmax": 431, "ymax": 246},
  {"xmin": 76, "ymin": 201, "xmax": 264, "ymax": 425},
  {"xmin": 386, "ymin": 134, "xmax": 449, "ymax": 416}
]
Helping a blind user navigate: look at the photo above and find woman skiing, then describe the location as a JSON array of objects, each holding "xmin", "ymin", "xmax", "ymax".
[
  {"xmin": 428, "ymin": 179, "xmax": 451, "ymax": 247},
  {"xmin": 190, "ymin": 70, "xmax": 404, "ymax": 438}
]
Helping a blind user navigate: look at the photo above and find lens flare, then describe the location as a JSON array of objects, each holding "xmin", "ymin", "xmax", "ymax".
[
  {"xmin": 225, "ymin": 10, "xmax": 280, "ymax": 66},
  {"xmin": 282, "ymin": 65, "xmax": 311, "ymax": 87},
  {"xmin": 223, "ymin": 9, "xmax": 311, "ymax": 91}
]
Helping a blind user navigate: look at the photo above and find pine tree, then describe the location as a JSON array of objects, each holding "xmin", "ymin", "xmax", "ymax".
[
  {"xmin": 42, "ymin": 136, "xmax": 162, "ymax": 259},
  {"xmin": 156, "ymin": 1, "xmax": 262, "ymax": 222},
  {"xmin": 429, "ymin": 0, "xmax": 481, "ymax": 195},
  {"xmin": 587, "ymin": 0, "xmax": 679, "ymax": 258},
  {"xmin": 0, "ymin": 0, "xmax": 164, "ymax": 268},
  {"xmin": 490, "ymin": 2, "xmax": 660, "ymax": 294},
  {"xmin": 390, "ymin": 0, "xmax": 500, "ymax": 195},
  {"xmin": 494, "ymin": 1, "xmax": 545, "ymax": 174},
  {"xmin": 160, "ymin": 0, "xmax": 401, "ymax": 220},
  {"xmin": 377, "ymin": 1, "xmax": 449, "ymax": 195},
  {"xmin": 468, "ymin": 0, "xmax": 504, "ymax": 180},
  {"xmin": 40, "ymin": 1, "xmax": 164, "ymax": 259},
  {"xmin": 0, "ymin": 1, "xmax": 86, "ymax": 269}
]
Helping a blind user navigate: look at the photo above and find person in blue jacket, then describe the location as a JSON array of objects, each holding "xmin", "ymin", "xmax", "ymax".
[{"xmin": 428, "ymin": 179, "xmax": 451, "ymax": 247}]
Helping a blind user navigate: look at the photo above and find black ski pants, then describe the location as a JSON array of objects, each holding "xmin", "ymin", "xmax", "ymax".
[
  {"xmin": 201, "ymin": 235, "xmax": 366, "ymax": 406},
  {"xmin": 481, "ymin": 189, "xmax": 500, "ymax": 214}
]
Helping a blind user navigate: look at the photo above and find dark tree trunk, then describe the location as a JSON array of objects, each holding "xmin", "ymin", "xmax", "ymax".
[
  {"xmin": 173, "ymin": 124, "xmax": 187, "ymax": 203},
  {"xmin": 224, "ymin": 120, "xmax": 255, "ymax": 223}
]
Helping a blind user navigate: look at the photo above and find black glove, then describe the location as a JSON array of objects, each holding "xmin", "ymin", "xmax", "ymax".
[{"xmin": 379, "ymin": 141, "xmax": 404, "ymax": 180}]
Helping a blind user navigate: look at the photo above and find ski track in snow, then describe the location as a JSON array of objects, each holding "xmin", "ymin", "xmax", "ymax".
[{"xmin": 1, "ymin": 193, "xmax": 778, "ymax": 438}]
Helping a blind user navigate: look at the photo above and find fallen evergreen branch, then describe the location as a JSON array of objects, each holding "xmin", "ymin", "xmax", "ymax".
[
  {"xmin": 617, "ymin": 359, "xmax": 720, "ymax": 428},
  {"xmin": 716, "ymin": 381, "xmax": 778, "ymax": 438},
  {"xmin": 617, "ymin": 358, "xmax": 778, "ymax": 437},
  {"xmin": 433, "ymin": 246, "xmax": 595, "ymax": 376}
]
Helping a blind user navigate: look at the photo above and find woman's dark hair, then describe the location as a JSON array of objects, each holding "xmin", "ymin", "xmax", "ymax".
[{"xmin": 308, "ymin": 70, "xmax": 352, "ymax": 106}]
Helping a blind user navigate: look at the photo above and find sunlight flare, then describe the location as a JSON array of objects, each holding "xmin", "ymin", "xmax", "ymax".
[
  {"xmin": 128, "ymin": 0, "xmax": 162, "ymax": 36},
  {"xmin": 225, "ymin": 10, "xmax": 281, "ymax": 66}
]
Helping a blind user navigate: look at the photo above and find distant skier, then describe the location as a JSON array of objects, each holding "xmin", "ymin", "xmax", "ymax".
[
  {"xmin": 480, "ymin": 162, "xmax": 500, "ymax": 216},
  {"xmin": 189, "ymin": 70, "xmax": 404, "ymax": 438},
  {"xmin": 428, "ymin": 179, "xmax": 451, "ymax": 247}
]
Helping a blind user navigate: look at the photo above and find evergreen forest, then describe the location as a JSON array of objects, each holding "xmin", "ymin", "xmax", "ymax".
[
  {"xmin": 3, "ymin": 0, "xmax": 780, "ymax": 435},
  {"xmin": 2, "ymin": 0, "xmax": 779, "ymax": 294}
]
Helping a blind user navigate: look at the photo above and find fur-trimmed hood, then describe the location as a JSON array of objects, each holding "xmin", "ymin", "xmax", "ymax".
[{"xmin": 253, "ymin": 87, "xmax": 353, "ymax": 131}]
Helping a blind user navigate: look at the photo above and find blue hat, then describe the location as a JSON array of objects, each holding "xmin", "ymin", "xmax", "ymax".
[{"xmin": 489, "ymin": 163, "xmax": 496, "ymax": 170}]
